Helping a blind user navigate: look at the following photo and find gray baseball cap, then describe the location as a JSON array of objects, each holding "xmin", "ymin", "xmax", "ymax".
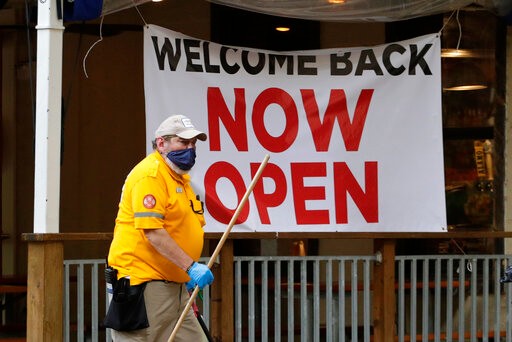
[{"xmin": 154, "ymin": 115, "xmax": 207, "ymax": 141}]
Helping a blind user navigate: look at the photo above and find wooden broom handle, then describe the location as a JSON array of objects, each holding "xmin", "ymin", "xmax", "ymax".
[{"xmin": 168, "ymin": 154, "xmax": 270, "ymax": 342}]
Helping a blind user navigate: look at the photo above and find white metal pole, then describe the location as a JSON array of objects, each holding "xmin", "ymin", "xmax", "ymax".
[{"xmin": 33, "ymin": 0, "xmax": 64, "ymax": 233}]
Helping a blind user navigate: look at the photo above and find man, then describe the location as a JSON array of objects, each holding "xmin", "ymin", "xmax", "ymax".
[{"xmin": 105, "ymin": 114, "xmax": 214, "ymax": 341}]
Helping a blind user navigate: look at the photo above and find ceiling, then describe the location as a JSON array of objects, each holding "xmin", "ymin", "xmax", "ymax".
[{"xmin": 103, "ymin": 0, "xmax": 512, "ymax": 22}]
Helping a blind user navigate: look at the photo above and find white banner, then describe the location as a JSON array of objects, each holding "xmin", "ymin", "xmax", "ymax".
[{"xmin": 143, "ymin": 24, "xmax": 446, "ymax": 233}]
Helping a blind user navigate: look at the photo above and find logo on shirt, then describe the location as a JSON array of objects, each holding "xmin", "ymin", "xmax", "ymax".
[{"xmin": 143, "ymin": 194, "xmax": 156, "ymax": 209}]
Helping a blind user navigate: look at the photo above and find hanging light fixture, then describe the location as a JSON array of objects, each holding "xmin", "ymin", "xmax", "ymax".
[
  {"xmin": 441, "ymin": 49, "xmax": 475, "ymax": 58},
  {"xmin": 441, "ymin": 49, "xmax": 493, "ymax": 59},
  {"xmin": 440, "ymin": 9, "xmax": 493, "ymax": 92},
  {"xmin": 442, "ymin": 60, "xmax": 488, "ymax": 91}
]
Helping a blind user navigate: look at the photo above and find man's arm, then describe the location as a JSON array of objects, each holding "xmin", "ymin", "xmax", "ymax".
[
  {"xmin": 144, "ymin": 228, "xmax": 193, "ymax": 271},
  {"xmin": 144, "ymin": 228, "xmax": 214, "ymax": 288}
]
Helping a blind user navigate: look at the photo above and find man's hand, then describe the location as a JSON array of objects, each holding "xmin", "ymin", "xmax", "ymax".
[
  {"xmin": 185, "ymin": 280, "xmax": 195, "ymax": 292},
  {"xmin": 186, "ymin": 262, "xmax": 214, "ymax": 289}
]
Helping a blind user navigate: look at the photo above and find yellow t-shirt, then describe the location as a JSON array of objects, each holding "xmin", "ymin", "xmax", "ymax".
[{"xmin": 107, "ymin": 151, "xmax": 206, "ymax": 285}]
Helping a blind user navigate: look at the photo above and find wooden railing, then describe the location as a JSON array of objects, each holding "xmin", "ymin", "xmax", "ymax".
[{"xmin": 21, "ymin": 231, "xmax": 512, "ymax": 342}]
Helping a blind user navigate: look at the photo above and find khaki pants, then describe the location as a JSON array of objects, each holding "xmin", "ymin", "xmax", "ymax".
[{"xmin": 111, "ymin": 281, "xmax": 208, "ymax": 342}]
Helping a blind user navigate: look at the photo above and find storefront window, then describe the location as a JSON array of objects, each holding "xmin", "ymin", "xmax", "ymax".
[
  {"xmin": 387, "ymin": 8, "xmax": 506, "ymax": 255},
  {"xmin": 441, "ymin": 10, "xmax": 504, "ymax": 242}
]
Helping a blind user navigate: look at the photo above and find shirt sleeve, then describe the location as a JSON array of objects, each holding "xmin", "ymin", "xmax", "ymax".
[{"xmin": 131, "ymin": 175, "xmax": 170, "ymax": 230}]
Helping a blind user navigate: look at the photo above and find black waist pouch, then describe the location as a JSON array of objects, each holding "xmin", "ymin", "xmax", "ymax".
[{"xmin": 104, "ymin": 277, "xmax": 149, "ymax": 331}]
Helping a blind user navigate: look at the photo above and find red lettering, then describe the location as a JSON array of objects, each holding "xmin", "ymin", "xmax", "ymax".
[
  {"xmin": 204, "ymin": 161, "xmax": 249, "ymax": 224},
  {"xmin": 291, "ymin": 162, "xmax": 329, "ymax": 224},
  {"xmin": 204, "ymin": 161, "xmax": 379, "ymax": 227},
  {"xmin": 207, "ymin": 87, "xmax": 248, "ymax": 151},
  {"xmin": 252, "ymin": 88, "xmax": 298, "ymax": 152},
  {"xmin": 301, "ymin": 89, "xmax": 374, "ymax": 152},
  {"xmin": 333, "ymin": 162, "xmax": 378, "ymax": 223},
  {"xmin": 251, "ymin": 162, "xmax": 287, "ymax": 224}
]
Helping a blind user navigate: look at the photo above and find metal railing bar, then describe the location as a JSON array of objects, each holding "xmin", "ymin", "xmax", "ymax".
[
  {"xmin": 326, "ymin": 259, "xmax": 333, "ymax": 342},
  {"xmin": 202, "ymin": 286, "xmax": 210, "ymax": 327},
  {"xmin": 198, "ymin": 256, "xmax": 210, "ymax": 328},
  {"xmin": 106, "ymin": 287, "xmax": 112, "ymax": 342},
  {"xmin": 274, "ymin": 260, "xmax": 281, "ymax": 342},
  {"xmin": 470, "ymin": 258, "xmax": 477, "ymax": 342},
  {"xmin": 410, "ymin": 259, "xmax": 417, "ymax": 342},
  {"xmin": 313, "ymin": 260, "xmax": 320, "ymax": 342},
  {"xmin": 351, "ymin": 260, "xmax": 358, "ymax": 342},
  {"xmin": 248, "ymin": 260, "xmax": 255, "ymax": 342},
  {"xmin": 458, "ymin": 258, "xmax": 465, "ymax": 342},
  {"xmin": 446, "ymin": 258, "xmax": 454, "ymax": 342},
  {"xmin": 91, "ymin": 263, "xmax": 99, "ymax": 342},
  {"xmin": 482, "ymin": 259, "xmax": 489, "ymax": 342},
  {"xmin": 434, "ymin": 258, "xmax": 441, "ymax": 341},
  {"xmin": 505, "ymin": 256, "xmax": 511, "ymax": 342},
  {"xmin": 422, "ymin": 259, "xmax": 429, "ymax": 341},
  {"xmin": 300, "ymin": 259, "xmax": 308, "ymax": 342},
  {"xmin": 494, "ymin": 258, "xmax": 501, "ymax": 341},
  {"xmin": 507, "ymin": 278, "xmax": 512, "ymax": 342},
  {"xmin": 398, "ymin": 259, "xmax": 405, "ymax": 342},
  {"xmin": 339, "ymin": 260, "xmax": 346, "ymax": 342},
  {"xmin": 235, "ymin": 260, "xmax": 242, "ymax": 342},
  {"xmin": 64, "ymin": 263, "xmax": 70, "ymax": 342},
  {"xmin": 363, "ymin": 259, "xmax": 371, "ymax": 342},
  {"xmin": 261, "ymin": 260, "xmax": 268, "ymax": 342},
  {"xmin": 287, "ymin": 260, "xmax": 294, "ymax": 342},
  {"xmin": 77, "ymin": 263, "xmax": 84, "ymax": 342}
]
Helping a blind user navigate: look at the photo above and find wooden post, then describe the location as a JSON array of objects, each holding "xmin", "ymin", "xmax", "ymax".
[
  {"xmin": 209, "ymin": 239, "xmax": 234, "ymax": 341},
  {"xmin": 220, "ymin": 239, "xmax": 234, "ymax": 340},
  {"xmin": 26, "ymin": 241, "xmax": 63, "ymax": 342},
  {"xmin": 372, "ymin": 239, "xmax": 396, "ymax": 342},
  {"xmin": 209, "ymin": 239, "xmax": 220, "ymax": 340}
]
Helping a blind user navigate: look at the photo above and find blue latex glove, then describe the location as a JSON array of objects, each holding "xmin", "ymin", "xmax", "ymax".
[
  {"xmin": 185, "ymin": 279, "xmax": 195, "ymax": 292},
  {"xmin": 186, "ymin": 262, "xmax": 214, "ymax": 289}
]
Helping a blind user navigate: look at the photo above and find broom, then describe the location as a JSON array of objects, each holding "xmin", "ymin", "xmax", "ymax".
[{"xmin": 167, "ymin": 154, "xmax": 270, "ymax": 342}]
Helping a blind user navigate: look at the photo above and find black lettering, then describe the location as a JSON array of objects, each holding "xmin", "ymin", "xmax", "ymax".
[
  {"xmin": 355, "ymin": 49, "xmax": 383, "ymax": 76},
  {"xmin": 330, "ymin": 53, "xmax": 353, "ymax": 76},
  {"xmin": 268, "ymin": 54, "xmax": 293, "ymax": 75},
  {"xmin": 409, "ymin": 44, "xmax": 433, "ymax": 75},
  {"xmin": 383, "ymin": 44, "xmax": 406, "ymax": 76},
  {"xmin": 241, "ymin": 50, "xmax": 265, "ymax": 75},
  {"xmin": 203, "ymin": 42, "xmax": 220, "ymax": 73},
  {"xmin": 151, "ymin": 36, "xmax": 181, "ymax": 71},
  {"xmin": 220, "ymin": 47, "xmax": 240, "ymax": 74},
  {"xmin": 298, "ymin": 55, "xmax": 317, "ymax": 75},
  {"xmin": 184, "ymin": 39, "xmax": 203, "ymax": 72}
]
